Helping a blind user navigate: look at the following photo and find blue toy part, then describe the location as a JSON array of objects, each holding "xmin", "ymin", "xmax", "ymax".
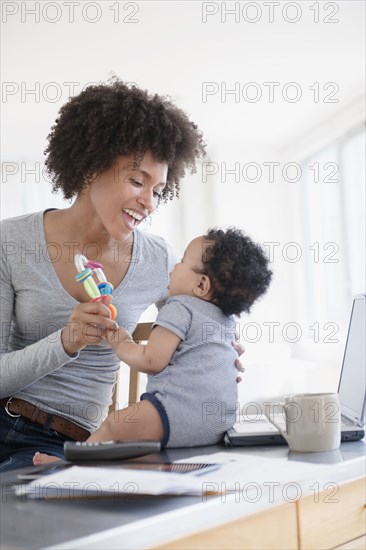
[{"xmin": 98, "ymin": 282, "xmax": 114, "ymax": 295}]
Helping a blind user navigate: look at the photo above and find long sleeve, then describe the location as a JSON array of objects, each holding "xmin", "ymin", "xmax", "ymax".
[{"xmin": 0, "ymin": 239, "xmax": 78, "ymax": 398}]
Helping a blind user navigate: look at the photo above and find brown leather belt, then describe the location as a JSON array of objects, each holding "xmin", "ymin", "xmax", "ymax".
[{"xmin": 0, "ymin": 397, "xmax": 90, "ymax": 441}]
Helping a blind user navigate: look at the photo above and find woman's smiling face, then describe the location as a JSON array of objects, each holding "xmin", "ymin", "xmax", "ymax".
[{"xmin": 87, "ymin": 150, "xmax": 168, "ymax": 241}]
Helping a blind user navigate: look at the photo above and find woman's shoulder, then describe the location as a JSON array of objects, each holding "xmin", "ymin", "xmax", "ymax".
[
  {"xmin": 1, "ymin": 211, "xmax": 43, "ymax": 238},
  {"xmin": 135, "ymin": 229, "xmax": 178, "ymax": 266},
  {"xmin": 136, "ymin": 228, "xmax": 170, "ymax": 249}
]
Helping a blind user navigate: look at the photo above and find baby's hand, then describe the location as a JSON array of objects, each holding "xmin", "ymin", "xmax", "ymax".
[
  {"xmin": 105, "ymin": 326, "xmax": 133, "ymax": 351},
  {"xmin": 101, "ymin": 324, "xmax": 119, "ymax": 342}
]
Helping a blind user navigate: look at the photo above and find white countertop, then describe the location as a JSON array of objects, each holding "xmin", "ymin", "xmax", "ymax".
[{"xmin": 1, "ymin": 440, "xmax": 365, "ymax": 550}]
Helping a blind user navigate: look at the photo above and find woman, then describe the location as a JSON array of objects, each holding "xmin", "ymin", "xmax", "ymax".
[{"xmin": 0, "ymin": 80, "xmax": 243, "ymax": 471}]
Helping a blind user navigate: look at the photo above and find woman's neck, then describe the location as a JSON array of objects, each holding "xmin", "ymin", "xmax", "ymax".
[{"xmin": 44, "ymin": 201, "xmax": 133, "ymax": 254}]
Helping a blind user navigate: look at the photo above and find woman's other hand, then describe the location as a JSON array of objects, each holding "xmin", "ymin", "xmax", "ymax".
[{"xmin": 232, "ymin": 339, "xmax": 245, "ymax": 383}]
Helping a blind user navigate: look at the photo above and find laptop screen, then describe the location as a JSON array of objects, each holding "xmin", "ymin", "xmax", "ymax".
[{"xmin": 338, "ymin": 294, "xmax": 366, "ymax": 424}]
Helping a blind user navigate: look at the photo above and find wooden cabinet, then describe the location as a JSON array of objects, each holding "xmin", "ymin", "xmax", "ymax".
[
  {"xmin": 157, "ymin": 503, "xmax": 298, "ymax": 550},
  {"xmin": 297, "ymin": 477, "xmax": 366, "ymax": 550},
  {"xmin": 154, "ymin": 477, "xmax": 366, "ymax": 550}
]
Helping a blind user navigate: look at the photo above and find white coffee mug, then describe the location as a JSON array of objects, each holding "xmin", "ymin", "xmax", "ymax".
[{"xmin": 265, "ymin": 393, "xmax": 341, "ymax": 452}]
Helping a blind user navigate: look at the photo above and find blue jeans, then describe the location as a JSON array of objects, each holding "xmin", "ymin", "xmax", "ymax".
[{"xmin": 0, "ymin": 406, "xmax": 67, "ymax": 472}]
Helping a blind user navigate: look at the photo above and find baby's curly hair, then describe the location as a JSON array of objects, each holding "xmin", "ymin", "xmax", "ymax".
[
  {"xmin": 201, "ymin": 228, "xmax": 272, "ymax": 316},
  {"xmin": 44, "ymin": 79, "xmax": 206, "ymax": 201}
]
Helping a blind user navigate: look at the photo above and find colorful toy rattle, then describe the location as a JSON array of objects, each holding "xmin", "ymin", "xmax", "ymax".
[{"xmin": 74, "ymin": 253, "xmax": 117, "ymax": 320}]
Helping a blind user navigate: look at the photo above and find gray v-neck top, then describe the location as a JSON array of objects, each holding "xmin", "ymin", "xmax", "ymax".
[{"xmin": 0, "ymin": 211, "xmax": 176, "ymax": 430}]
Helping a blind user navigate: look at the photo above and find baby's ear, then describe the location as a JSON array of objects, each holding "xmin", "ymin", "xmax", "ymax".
[{"xmin": 194, "ymin": 274, "xmax": 211, "ymax": 298}]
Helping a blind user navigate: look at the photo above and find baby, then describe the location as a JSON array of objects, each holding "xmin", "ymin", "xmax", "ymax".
[{"xmin": 34, "ymin": 227, "xmax": 272, "ymax": 463}]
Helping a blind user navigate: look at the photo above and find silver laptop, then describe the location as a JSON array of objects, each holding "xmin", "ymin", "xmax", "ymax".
[{"xmin": 225, "ymin": 294, "xmax": 366, "ymax": 446}]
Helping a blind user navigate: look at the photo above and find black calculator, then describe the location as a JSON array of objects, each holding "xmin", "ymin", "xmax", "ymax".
[{"xmin": 63, "ymin": 440, "xmax": 161, "ymax": 462}]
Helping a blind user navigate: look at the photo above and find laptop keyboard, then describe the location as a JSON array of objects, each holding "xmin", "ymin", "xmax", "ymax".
[
  {"xmin": 234, "ymin": 414, "xmax": 361, "ymax": 433},
  {"xmin": 233, "ymin": 414, "xmax": 285, "ymax": 434}
]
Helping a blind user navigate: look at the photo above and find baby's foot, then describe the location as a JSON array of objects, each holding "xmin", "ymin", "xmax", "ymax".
[{"xmin": 33, "ymin": 452, "xmax": 61, "ymax": 465}]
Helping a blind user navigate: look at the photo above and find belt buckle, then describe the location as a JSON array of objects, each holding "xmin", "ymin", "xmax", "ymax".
[{"xmin": 5, "ymin": 398, "xmax": 21, "ymax": 418}]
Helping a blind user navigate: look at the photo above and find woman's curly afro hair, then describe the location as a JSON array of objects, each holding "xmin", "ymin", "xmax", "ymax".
[
  {"xmin": 44, "ymin": 79, "xmax": 206, "ymax": 201},
  {"xmin": 201, "ymin": 228, "xmax": 272, "ymax": 316}
]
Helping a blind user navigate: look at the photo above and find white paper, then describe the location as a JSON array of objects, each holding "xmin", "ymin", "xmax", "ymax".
[
  {"xmin": 175, "ymin": 451, "xmax": 345, "ymax": 489},
  {"xmin": 15, "ymin": 451, "xmax": 361, "ymax": 500},
  {"xmin": 14, "ymin": 466, "xmax": 207, "ymax": 500}
]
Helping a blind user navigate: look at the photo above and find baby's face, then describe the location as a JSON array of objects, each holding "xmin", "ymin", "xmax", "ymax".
[{"xmin": 168, "ymin": 236, "xmax": 207, "ymax": 297}]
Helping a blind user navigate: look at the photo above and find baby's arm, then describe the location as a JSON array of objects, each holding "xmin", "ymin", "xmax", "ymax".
[{"xmin": 106, "ymin": 325, "xmax": 180, "ymax": 374}]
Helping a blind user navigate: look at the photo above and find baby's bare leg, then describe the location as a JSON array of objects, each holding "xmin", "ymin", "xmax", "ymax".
[
  {"xmin": 87, "ymin": 400, "xmax": 163, "ymax": 443},
  {"xmin": 33, "ymin": 401, "xmax": 163, "ymax": 465}
]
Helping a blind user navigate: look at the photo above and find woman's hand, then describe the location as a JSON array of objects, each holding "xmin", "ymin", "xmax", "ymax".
[
  {"xmin": 61, "ymin": 297, "xmax": 117, "ymax": 356},
  {"xmin": 232, "ymin": 340, "xmax": 245, "ymax": 383}
]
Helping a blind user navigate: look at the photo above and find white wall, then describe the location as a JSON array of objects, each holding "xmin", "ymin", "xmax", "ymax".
[{"xmin": 1, "ymin": 1, "xmax": 365, "ymax": 402}]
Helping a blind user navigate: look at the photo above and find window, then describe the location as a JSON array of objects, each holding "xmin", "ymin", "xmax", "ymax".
[{"xmin": 300, "ymin": 125, "xmax": 365, "ymax": 335}]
